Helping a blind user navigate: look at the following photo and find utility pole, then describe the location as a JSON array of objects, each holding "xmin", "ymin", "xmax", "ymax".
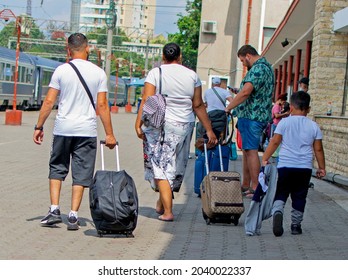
[
  {"xmin": 105, "ymin": 0, "xmax": 117, "ymax": 93},
  {"xmin": 144, "ymin": 31, "xmax": 149, "ymax": 77},
  {"xmin": 105, "ymin": 1, "xmax": 118, "ymax": 113},
  {"xmin": 26, "ymin": 0, "xmax": 32, "ymax": 16}
]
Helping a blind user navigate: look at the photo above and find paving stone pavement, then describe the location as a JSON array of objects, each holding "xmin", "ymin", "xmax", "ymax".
[{"xmin": 1, "ymin": 109, "xmax": 348, "ymax": 261}]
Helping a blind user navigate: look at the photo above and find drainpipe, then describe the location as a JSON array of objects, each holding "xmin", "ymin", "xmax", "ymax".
[
  {"xmin": 312, "ymin": 170, "xmax": 348, "ymax": 188},
  {"xmin": 342, "ymin": 46, "xmax": 348, "ymax": 116},
  {"xmin": 243, "ymin": 0, "xmax": 253, "ymax": 78}
]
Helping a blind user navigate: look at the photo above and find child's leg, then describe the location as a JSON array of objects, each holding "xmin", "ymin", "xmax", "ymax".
[
  {"xmin": 271, "ymin": 167, "xmax": 290, "ymax": 237},
  {"xmin": 271, "ymin": 167, "xmax": 291, "ymax": 215},
  {"xmin": 272, "ymin": 199, "xmax": 285, "ymax": 215},
  {"xmin": 290, "ymin": 168, "xmax": 311, "ymax": 234}
]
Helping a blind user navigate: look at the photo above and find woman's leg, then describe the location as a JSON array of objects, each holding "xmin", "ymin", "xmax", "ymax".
[{"xmin": 156, "ymin": 179, "xmax": 174, "ymax": 220}]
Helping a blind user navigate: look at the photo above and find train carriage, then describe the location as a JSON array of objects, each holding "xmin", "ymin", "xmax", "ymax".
[
  {"xmin": 0, "ymin": 46, "xmax": 131, "ymax": 111},
  {"xmin": 0, "ymin": 46, "xmax": 62, "ymax": 110}
]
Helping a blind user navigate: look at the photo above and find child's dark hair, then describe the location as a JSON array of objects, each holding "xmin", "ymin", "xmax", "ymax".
[
  {"xmin": 282, "ymin": 102, "xmax": 290, "ymax": 113},
  {"xmin": 163, "ymin": 43, "xmax": 181, "ymax": 62},
  {"xmin": 290, "ymin": 91, "xmax": 310, "ymax": 111}
]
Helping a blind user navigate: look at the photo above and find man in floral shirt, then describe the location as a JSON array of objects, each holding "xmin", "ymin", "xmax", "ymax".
[{"xmin": 225, "ymin": 44, "xmax": 274, "ymax": 197}]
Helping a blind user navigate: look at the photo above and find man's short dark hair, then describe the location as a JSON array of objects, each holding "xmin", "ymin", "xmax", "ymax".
[
  {"xmin": 299, "ymin": 77, "xmax": 309, "ymax": 86},
  {"xmin": 237, "ymin": 45, "xmax": 259, "ymax": 57},
  {"xmin": 290, "ymin": 91, "xmax": 310, "ymax": 111},
  {"xmin": 68, "ymin": 33, "xmax": 88, "ymax": 52}
]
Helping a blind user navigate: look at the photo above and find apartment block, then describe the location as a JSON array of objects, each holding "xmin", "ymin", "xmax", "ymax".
[{"xmin": 71, "ymin": 0, "xmax": 156, "ymax": 41}]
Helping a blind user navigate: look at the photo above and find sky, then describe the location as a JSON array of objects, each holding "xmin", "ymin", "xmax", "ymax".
[{"xmin": 0, "ymin": 0, "xmax": 187, "ymax": 36}]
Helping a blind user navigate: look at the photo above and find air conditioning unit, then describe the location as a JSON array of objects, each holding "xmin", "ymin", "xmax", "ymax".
[{"xmin": 202, "ymin": 21, "xmax": 217, "ymax": 34}]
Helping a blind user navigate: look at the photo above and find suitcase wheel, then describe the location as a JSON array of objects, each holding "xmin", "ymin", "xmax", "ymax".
[
  {"xmin": 202, "ymin": 209, "xmax": 211, "ymax": 225},
  {"xmin": 232, "ymin": 215, "xmax": 241, "ymax": 226},
  {"xmin": 97, "ymin": 230, "xmax": 134, "ymax": 238}
]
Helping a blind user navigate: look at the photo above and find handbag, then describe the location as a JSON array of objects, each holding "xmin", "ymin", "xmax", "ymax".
[
  {"xmin": 68, "ymin": 62, "xmax": 96, "ymax": 111},
  {"xmin": 142, "ymin": 67, "xmax": 166, "ymax": 128}
]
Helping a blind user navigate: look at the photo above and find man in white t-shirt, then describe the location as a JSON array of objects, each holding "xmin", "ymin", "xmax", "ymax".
[
  {"xmin": 33, "ymin": 33, "xmax": 116, "ymax": 230},
  {"xmin": 204, "ymin": 77, "xmax": 233, "ymax": 113},
  {"xmin": 197, "ymin": 77, "xmax": 233, "ymax": 139}
]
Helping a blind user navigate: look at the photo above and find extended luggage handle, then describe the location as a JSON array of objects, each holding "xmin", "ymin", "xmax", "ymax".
[
  {"xmin": 100, "ymin": 140, "xmax": 120, "ymax": 172},
  {"xmin": 203, "ymin": 139, "xmax": 224, "ymax": 174}
]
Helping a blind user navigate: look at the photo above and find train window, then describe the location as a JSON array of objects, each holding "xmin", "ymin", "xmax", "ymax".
[
  {"xmin": 42, "ymin": 70, "xmax": 53, "ymax": 86},
  {"xmin": 19, "ymin": 66, "xmax": 25, "ymax": 83},
  {"xmin": 26, "ymin": 69, "xmax": 33, "ymax": 83},
  {"xmin": 10, "ymin": 65, "xmax": 15, "ymax": 81},
  {"xmin": 0, "ymin": 62, "xmax": 4, "ymax": 81}
]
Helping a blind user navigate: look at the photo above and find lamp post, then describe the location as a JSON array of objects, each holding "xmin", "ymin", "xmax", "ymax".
[
  {"xmin": 125, "ymin": 60, "xmax": 137, "ymax": 113},
  {"xmin": 0, "ymin": 9, "xmax": 22, "ymax": 125}
]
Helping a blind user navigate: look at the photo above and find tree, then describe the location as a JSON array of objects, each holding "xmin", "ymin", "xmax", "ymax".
[
  {"xmin": 0, "ymin": 18, "xmax": 45, "ymax": 51},
  {"xmin": 168, "ymin": 0, "xmax": 202, "ymax": 70}
]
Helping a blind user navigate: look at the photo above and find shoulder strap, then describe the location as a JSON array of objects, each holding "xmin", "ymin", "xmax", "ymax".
[
  {"xmin": 211, "ymin": 87, "xmax": 226, "ymax": 107},
  {"xmin": 68, "ymin": 62, "xmax": 96, "ymax": 111},
  {"xmin": 158, "ymin": 66, "xmax": 162, "ymax": 94}
]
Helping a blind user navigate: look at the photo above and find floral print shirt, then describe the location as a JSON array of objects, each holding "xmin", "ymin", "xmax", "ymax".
[{"xmin": 235, "ymin": 57, "xmax": 274, "ymax": 123}]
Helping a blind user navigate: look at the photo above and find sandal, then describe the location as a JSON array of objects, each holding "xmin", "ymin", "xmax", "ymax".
[
  {"xmin": 241, "ymin": 185, "xmax": 250, "ymax": 192},
  {"xmin": 242, "ymin": 188, "xmax": 255, "ymax": 197}
]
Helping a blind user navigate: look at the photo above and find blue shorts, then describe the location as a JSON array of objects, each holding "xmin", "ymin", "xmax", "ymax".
[{"xmin": 237, "ymin": 118, "xmax": 267, "ymax": 150}]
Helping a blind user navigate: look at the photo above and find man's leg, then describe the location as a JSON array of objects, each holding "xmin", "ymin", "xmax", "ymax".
[
  {"xmin": 71, "ymin": 185, "xmax": 84, "ymax": 212},
  {"xmin": 244, "ymin": 149, "xmax": 261, "ymax": 190},
  {"xmin": 49, "ymin": 179, "xmax": 62, "ymax": 205},
  {"xmin": 242, "ymin": 150, "xmax": 251, "ymax": 188},
  {"xmin": 41, "ymin": 179, "xmax": 63, "ymax": 226},
  {"xmin": 66, "ymin": 185, "xmax": 84, "ymax": 230}
]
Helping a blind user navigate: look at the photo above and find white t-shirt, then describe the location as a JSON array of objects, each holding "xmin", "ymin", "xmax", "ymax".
[
  {"xmin": 145, "ymin": 64, "xmax": 201, "ymax": 123},
  {"xmin": 49, "ymin": 59, "xmax": 108, "ymax": 137},
  {"xmin": 275, "ymin": 115, "xmax": 323, "ymax": 169},
  {"xmin": 203, "ymin": 86, "xmax": 231, "ymax": 112}
]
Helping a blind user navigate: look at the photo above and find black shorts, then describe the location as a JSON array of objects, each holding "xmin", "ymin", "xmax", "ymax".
[{"xmin": 49, "ymin": 135, "xmax": 97, "ymax": 187}]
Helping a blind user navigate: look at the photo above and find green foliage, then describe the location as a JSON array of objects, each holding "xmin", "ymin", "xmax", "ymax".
[
  {"xmin": 87, "ymin": 27, "xmax": 129, "ymax": 46},
  {"xmin": 168, "ymin": 0, "xmax": 202, "ymax": 70},
  {"xmin": 0, "ymin": 19, "xmax": 45, "ymax": 51},
  {"xmin": 0, "ymin": 22, "xmax": 17, "ymax": 47}
]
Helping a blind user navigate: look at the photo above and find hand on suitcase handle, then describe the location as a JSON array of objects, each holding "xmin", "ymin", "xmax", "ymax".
[
  {"xmin": 100, "ymin": 137, "xmax": 117, "ymax": 149},
  {"xmin": 100, "ymin": 140, "xmax": 120, "ymax": 171}
]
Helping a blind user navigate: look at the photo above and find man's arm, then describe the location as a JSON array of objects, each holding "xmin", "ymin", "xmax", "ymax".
[
  {"xmin": 192, "ymin": 86, "xmax": 217, "ymax": 145},
  {"xmin": 225, "ymin": 82, "xmax": 254, "ymax": 112},
  {"xmin": 97, "ymin": 92, "xmax": 116, "ymax": 149},
  {"xmin": 33, "ymin": 87, "xmax": 59, "ymax": 145}
]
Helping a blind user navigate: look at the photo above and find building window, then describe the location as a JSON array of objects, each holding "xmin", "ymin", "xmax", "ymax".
[{"xmin": 263, "ymin": 27, "xmax": 276, "ymax": 50}]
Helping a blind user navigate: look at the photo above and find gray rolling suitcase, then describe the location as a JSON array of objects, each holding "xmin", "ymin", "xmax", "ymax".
[
  {"xmin": 200, "ymin": 142, "xmax": 244, "ymax": 225},
  {"xmin": 89, "ymin": 141, "xmax": 138, "ymax": 237}
]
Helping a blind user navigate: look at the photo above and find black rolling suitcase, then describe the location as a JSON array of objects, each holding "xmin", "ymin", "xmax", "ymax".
[{"xmin": 89, "ymin": 141, "xmax": 138, "ymax": 237}]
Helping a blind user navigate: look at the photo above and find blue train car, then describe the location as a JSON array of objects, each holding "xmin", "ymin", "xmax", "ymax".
[
  {"xmin": 0, "ymin": 46, "xmax": 130, "ymax": 111},
  {"xmin": 0, "ymin": 46, "xmax": 62, "ymax": 110}
]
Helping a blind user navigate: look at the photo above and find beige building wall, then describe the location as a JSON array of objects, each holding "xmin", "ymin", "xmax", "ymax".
[
  {"xmin": 121, "ymin": 0, "xmax": 156, "ymax": 41},
  {"xmin": 197, "ymin": 0, "xmax": 292, "ymax": 92},
  {"xmin": 310, "ymin": 0, "xmax": 348, "ymax": 176},
  {"xmin": 197, "ymin": 0, "xmax": 240, "ymax": 91}
]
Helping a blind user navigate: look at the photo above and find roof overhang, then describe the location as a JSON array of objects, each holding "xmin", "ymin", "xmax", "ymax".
[{"xmin": 262, "ymin": 0, "xmax": 316, "ymax": 70}]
